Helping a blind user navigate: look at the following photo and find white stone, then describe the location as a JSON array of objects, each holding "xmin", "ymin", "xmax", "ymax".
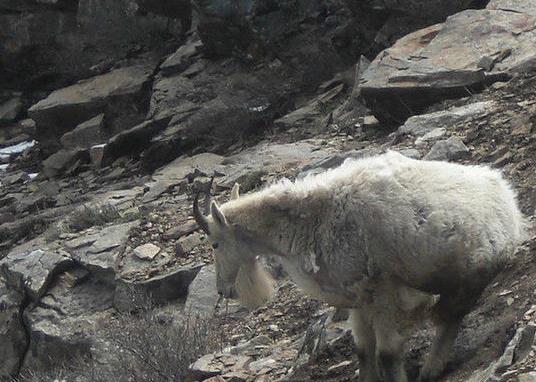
[{"xmin": 133, "ymin": 243, "xmax": 161, "ymax": 261}]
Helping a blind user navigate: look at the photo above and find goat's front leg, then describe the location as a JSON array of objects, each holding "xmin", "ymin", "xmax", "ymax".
[{"xmin": 350, "ymin": 309, "xmax": 380, "ymax": 382}]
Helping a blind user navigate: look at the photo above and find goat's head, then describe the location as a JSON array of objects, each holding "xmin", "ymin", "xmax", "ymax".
[{"xmin": 193, "ymin": 183, "xmax": 275, "ymax": 308}]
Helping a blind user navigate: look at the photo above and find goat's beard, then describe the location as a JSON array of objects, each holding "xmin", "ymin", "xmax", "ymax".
[{"xmin": 234, "ymin": 260, "xmax": 276, "ymax": 309}]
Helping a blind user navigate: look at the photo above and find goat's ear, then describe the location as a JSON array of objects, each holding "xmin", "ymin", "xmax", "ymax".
[
  {"xmin": 230, "ymin": 183, "xmax": 240, "ymax": 200},
  {"xmin": 210, "ymin": 201, "xmax": 228, "ymax": 227}
]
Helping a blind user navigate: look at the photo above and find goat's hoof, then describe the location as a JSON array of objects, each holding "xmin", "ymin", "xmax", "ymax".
[{"xmin": 417, "ymin": 368, "xmax": 440, "ymax": 382}]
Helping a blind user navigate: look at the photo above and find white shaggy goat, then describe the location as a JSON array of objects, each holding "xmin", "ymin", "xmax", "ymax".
[{"xmin": 193, "ymin": 151, "xmax": 526, "ymax": 382}]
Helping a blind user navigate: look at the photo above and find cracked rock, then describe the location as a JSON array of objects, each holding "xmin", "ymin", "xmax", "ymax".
[
  {"xmin": 0, "ymin": 238, "xmax": 73, "ymax": 300},
  {"xmin": 64, "ymin": 221, "xmax": 139, "ymax": 281},
  {"xmin": 22, "ymin": 271, "xmax": 115, "ymax": 372}
]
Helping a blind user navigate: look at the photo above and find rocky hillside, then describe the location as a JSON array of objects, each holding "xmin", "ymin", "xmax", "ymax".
[{"xmin": 1, "ymin": 0, "xmax": 536, "ymax": 381}]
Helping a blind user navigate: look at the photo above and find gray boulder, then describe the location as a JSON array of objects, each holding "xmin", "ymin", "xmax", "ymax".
[
  {"xmin": 60, "ymin": 114, "xmax": 105, "ymax": 149},
  {"xmin": 397, "ymin": 101, "xmax": 495, "ymax": 137},
  {"xmin": 114, "ymin": 263, "xmax": 203, "ymax": 312},
  {"xmin": 42, "ymin": 149, "xmax": 90, "ymax": 178},
  {"xmin": 160, "ymin": 37, "xmax": 203, "ymax": 76},
  {"xmin": 184, "ymin": 264, "xmax": 218, "ymax": 317},
  {"xmin": 359, "ymin": 9, "xmax": 536, "ymax": 123},
  {"xmin": 101, "ymin": 117, "xmax": 171, "ymax": 168},
  {"xmin": 424, "ymin": 136, "xmax": 470, "ymax": 161},
  {"xmin": 64, "ymin": 221, "xmax": 139, "ymax": 282},
  {"xmin": 29, "ymin": 64, "xmax": 155, "ymax": 151}
]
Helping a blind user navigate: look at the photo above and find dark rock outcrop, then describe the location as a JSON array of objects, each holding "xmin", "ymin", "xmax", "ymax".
[
  {"xmin": 361, "ymin": 0, "xmax": 475, "ymax": 19},
  {"xmin": 29, "ymin": 63, "xmax": 156, "ymax": 153},
  {"xmin": 0, "ymin": 0, "xmax": 169, "ymax": 89}
]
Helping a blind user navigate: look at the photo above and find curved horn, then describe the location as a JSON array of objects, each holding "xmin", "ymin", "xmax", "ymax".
[
  {"xmin": 193, "ymin": 191, "xmax": 210, "ymax": 234},
  {"xmin": 203, "ymin": 176, "xmax": 215, "ymax": 214}
]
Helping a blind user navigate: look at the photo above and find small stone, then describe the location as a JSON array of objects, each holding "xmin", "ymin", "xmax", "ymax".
[
  {"xmin": 133, "ymin": 243, "xmax": 161, "ymax": 261},
  {"xmin": 363, "ymin": 115, "xmax": 379, "ymax": 127},
  {"xmin": 494, "ymin": 151, "xmax": 513, "ymax": 167},
  {"xmin": 163, "ymin": 220, "xmax": 198, "ymax": 240},
  {"xmin": 424, "ymin": 137, "xmax": 469, "ymax": 161},
  {"xmin": 178, "ymin": 232, "xmax": 205, "ymax": 254},
  {"xmin": 510, "ymin": 114, "xmax": 532, "ymax": 136},
  {"xmin": 89, "ymin": 144, "xmax": 106, "ymax": 168},
  {"xmin": 415, "ymin": 127, "xmax": 446, "ymax": 146},
  {"xmin": 397, "ymin": 148, "xmax": 421, "ymax": 160}
]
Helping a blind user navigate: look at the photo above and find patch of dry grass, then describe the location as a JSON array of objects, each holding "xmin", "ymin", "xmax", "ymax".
[{"xmin": 14, "ymin": 312, "xmax": 221, "ymax": 382}]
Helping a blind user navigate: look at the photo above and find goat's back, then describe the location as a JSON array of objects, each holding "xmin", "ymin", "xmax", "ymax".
[{"xmin": 313, "ymin": 151, "xmax": 525, "ymax": 293}]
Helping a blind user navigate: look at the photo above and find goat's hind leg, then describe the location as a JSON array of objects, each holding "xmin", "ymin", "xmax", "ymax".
[
  {"xmin": 374, "ymin": 320, "xmax": 410, "ymax": 382},
  {"xmin": 350, "ymin": 309, "xmax": 380, "ymax": 382},
  {"xmin": 418, "ymin": 289, "xmax": 482, "ymax": 382}
]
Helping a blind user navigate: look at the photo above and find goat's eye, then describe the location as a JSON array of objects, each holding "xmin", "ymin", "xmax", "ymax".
[{"xmin": 212, "ymin": 243, "xmax": 219, "ymax": 249}]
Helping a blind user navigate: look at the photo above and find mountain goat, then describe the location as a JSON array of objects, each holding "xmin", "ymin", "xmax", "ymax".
[{"xmin": 193, "ymin": 151, "xmax": 526, "ymax": 382}]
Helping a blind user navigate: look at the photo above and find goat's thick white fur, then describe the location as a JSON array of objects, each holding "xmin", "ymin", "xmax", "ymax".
[{"xmin": 205, "ymin": 151, "xmax": 526, "ymax": 382}]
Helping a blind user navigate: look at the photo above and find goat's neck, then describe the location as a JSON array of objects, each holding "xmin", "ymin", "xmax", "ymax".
[{"xmin": 224, "ymin": 192, "xmax": 321, "ymax": 260}]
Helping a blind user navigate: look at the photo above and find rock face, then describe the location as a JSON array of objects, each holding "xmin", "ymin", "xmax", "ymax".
[
  {"xmin": 194, "ymin": 0, "xmax": 322, "ymax": 58},
  {"xmin": 29, "ymin": 64, "xmax": 155, "ymax": 152},
  {"xmin": 22, "ymin": 272, "xmax": 114, "ymax": 371},
  {"xmin": 487, "ymin": 0, "xmax": 536, "ymax": 15},
  {"xmin": 359, "ymin": 9, "xmax": 536, "ymax": 123},
  {"xmin": 364, "ymin": 0, "xmax": 474, "ymax": 19},
  {"xmin": 135, "ymin": 0, "xmax": 192, "ymax": 34},
  {"xmin": 0, "ymin": 284, "xmax": 27, "ymax": 379},
  {"xmin": 0, "ymin": 97, "xmax": 23, "ymax": 126},
  {"xmin": 0, "ymin": 0, "xmax": 168, "ymax": 89}
]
